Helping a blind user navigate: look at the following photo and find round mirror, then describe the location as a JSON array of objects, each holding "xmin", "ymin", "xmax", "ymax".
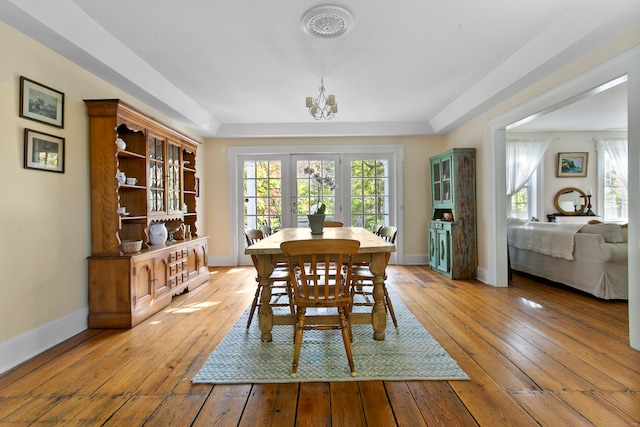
[{"xmin": 554, "ymin": 187, "xmax": 586, "ymax": 215}]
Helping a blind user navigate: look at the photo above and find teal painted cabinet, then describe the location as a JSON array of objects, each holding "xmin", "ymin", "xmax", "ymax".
[{"xmin": 428, "ymin": 148, "xmax": 476, "ymax": 279}]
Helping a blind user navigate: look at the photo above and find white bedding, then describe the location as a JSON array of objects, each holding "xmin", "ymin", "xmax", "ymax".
[{"xmin": 507, "ymin": 221, "xmax": 584, "ymax": 260}]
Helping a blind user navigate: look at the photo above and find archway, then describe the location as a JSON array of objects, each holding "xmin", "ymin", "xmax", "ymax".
[{"xmin": 487, "ymin": 47, "xmax": 640, "ymax": 349}]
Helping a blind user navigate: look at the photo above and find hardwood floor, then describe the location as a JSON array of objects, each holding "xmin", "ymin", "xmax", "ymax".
[{"xmin": 1, "ymin": 265, "xmax": 638, "ymax": 426}]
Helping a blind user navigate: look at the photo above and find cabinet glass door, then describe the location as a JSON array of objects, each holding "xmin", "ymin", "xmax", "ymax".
[
  {"xmin": 149, "ymin": 136, "xmax": 165, "ymax": 213},
  {"xmin": 167, "ymin": 143, "xmax": 181, "ymax": 213},
  {"xmin": 432, "ymin": 162, "xmax": 441, "ymax": 202},
  {"xmin": 441, "ymin": 158, "xmax": 451, "ymax": 202}
]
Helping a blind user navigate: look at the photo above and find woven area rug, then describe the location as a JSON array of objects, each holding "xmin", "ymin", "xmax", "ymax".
[{"xmin": 192, "ymin": 286, "xmax": 469, "ymax": 383}]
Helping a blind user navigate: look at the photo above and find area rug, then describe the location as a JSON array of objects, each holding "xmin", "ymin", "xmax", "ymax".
[{"xmin": 192, "ymin": 286, "xmax": 469, "ymax": 383}]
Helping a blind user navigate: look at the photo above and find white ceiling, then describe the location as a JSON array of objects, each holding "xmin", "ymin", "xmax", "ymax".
[
  {"xmin": 512, "ymin": 79, "xmax": 628, "ymax": 132},
  {"xmin": 1, "ymin": 0, "xmax": 637, "ymax": 138}
]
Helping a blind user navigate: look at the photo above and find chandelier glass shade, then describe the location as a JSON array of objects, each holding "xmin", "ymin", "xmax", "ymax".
[{"xmin": 305, "ymin": 79, "xmax": 338, "ymax": 120}]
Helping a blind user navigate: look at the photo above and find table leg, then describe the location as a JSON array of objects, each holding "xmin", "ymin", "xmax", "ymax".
[
  {"xmin": 256, "ymin": 255, "xmax": 274, "ymax": 342},
  {"xmin": 368, "ymin": 253, "xmax": 387, "ymax": 340}
]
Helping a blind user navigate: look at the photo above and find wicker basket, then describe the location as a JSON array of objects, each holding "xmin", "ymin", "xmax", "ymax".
[{"xmin": 120, "ymin": 240, "xmax": 143, "ymax": 253}]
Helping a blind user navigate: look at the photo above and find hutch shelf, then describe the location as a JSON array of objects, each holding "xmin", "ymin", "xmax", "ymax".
[
  {"xmin": 428, "ymin": 148, "xmax": 477, "ymax": 279},
  {"xmin": 85, "ymin": 99, "xmax": 208, "ymax": 328}
]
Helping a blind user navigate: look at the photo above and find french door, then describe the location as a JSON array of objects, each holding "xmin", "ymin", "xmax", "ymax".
[{"xmin": 234, "ymin": 145, "xmax": 402, "ymax": 265}]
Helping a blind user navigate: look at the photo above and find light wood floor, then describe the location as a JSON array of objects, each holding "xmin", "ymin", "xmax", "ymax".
[{"xmin": 1, "ymin": 265, "xmax": 638, "ymax": 426}]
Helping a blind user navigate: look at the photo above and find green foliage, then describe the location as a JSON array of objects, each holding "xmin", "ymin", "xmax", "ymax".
[{"xmin": 510, "ymin": 187, "xmax": 528, "ymax": 218}]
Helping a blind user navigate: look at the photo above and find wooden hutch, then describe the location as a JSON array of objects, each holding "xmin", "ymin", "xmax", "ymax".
[
  {"xmin": 85, "ymin": 99, "xmax": 209, "ymax": 328},
  {"xmin": 428, "ymin": 148, "xmax": 477, "ymax": 279}
]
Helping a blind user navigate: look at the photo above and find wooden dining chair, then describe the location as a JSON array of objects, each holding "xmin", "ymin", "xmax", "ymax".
[
  {"xmin": 259, "ymin": 225, "xmax": 272, "ymax": 237},
  {"xmin": 281, "ymin": 239, "xmax": 360, "ymax": 377},
  {"xmin": 323, "ymin": 221, "xmax": 343, "ymax": 227},
  {"xmin": 245, "ymin": 228, "xmax": 264, "ymax": 246},
  {"xmin": 351, "ymin": 226, "xmax": 398, "ymax": 328},
  {"xmin": 245, "ymin": 229, "xmax": 293, "ymax": 329}
]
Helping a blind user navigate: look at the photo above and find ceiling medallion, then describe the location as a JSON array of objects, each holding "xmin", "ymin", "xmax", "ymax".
[{"xmin": 301, "ymin": 6, "xmax": 354, "ymax": 39}]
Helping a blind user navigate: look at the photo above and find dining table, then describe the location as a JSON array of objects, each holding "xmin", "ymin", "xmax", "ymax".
[{"xmin": 245, "ymin": 227, "xmax": 396, "ymax": 342}]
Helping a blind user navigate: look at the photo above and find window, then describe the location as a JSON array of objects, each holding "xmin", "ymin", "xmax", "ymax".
[
  {"xmin": 602, "ymin": 148, "xmax": 628, "ymax": 222},
  {"xmin": 510, "ymin": 185, "xmax": 529, "ymax": 219},
  {"xmin": 505, "ymin": 138, "xmax": 549, "ymax": 220},
  {"xmin": 596, "ymin": 139, "xmax": 628, "ymax": 223},
  {"xmin": 508, "ymin": 171, "xmax": 537, "ymax": 219}
]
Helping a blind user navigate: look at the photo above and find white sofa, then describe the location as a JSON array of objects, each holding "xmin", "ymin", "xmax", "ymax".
[{"xmin": 507, "ymin": 220, "xmax": 628, "ymax": 299}]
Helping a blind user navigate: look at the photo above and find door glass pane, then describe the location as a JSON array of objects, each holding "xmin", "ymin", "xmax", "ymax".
[
  {"xmin": 295, "ymin": 160, "xmax": 336, "ymax": 227},
  {"xmin": 243, "ymin": 160, "xmax": 282, "ymax": 231},
  {"xmin": 350, "ymin": 159, "xmax": 389, "ymax": 229}
]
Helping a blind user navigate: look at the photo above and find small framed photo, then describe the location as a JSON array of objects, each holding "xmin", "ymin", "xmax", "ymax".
[
  {"xmin": 19, "ymin": 76, "xmax": 64, "ymax": 128},
  {"xmin": 195, "ymin": 177, "xmax": 200, "ymax": 197},
  {"xmin": 557, "ymin": 152, "xmax": 588, "ymax": 177},
  {"xmin": 24, "ymin": 128, "xmax": 65, "ymax": 173}
]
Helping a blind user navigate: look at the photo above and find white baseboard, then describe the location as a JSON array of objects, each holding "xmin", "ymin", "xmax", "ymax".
[
  {"xmin": 0, "ymin": 307, "xmax": 88, "ymax": 375},
  {"xmin": 401, "ymin": 254, "xmax": 429, "ymax": 265},
  {"xmin": 476, "ymin": 266, "xmax": 489, "ymax": 284},
  {"xmin": 208, "ymin": 255, "xmax": 235, "ymax": 266}
]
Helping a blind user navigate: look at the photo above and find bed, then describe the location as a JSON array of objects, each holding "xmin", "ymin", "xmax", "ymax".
[{"xmin": 507, "ymin": 219, "xmax": 628, "ymax": 299}]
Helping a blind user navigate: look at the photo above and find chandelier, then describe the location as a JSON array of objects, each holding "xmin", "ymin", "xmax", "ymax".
[{"xmin": 305, "ymin": 79, "xmax": 338, "ymax": 120}]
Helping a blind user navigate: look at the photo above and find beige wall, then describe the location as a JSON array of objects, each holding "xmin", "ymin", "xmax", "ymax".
[
  {"xmin": 0, "ymin": 22, "xmax": 203, "ymax": 349},
  {"xmin": 202, "ymin": 136, "xmax": 447, "ymax": 261}
]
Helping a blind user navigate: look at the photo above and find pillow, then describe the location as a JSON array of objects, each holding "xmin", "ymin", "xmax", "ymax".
[
  {"xmin": 579, "ymin": 223, "xmax": 624, "ymax": 243},
  {"xmin": 621, "ymin": 224, "xmax": 628, "ymax": 243}
]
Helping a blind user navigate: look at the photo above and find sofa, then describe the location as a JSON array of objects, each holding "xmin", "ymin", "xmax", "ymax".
[{"xmin": 507, "ymin": 219, "xmax": 628, "ymax": 299}]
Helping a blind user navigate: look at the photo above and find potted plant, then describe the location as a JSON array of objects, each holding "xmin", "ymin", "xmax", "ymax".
[{"xmin": 304, "ymin": 166, "xmax": 336, "ymax": 234}]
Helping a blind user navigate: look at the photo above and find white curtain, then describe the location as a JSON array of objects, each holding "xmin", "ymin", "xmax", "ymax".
[
  {"xmin": 597, "ymin": 138, "xmax": 628, "ymax": 189},
  {"xmin": 506, "ymin": 138, "xmax": 551, "ymax": 196}
]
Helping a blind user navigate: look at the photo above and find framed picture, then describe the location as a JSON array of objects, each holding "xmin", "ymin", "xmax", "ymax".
[
  {"xmin": 24, "ymin": 128, "xmax": 65, "ymax": 173},
  {"xmin": 557, "ymin": 152, "xmax": 588, "ymax": 177},
  {"xmin": 195, "ymin": 177, "xmax": 200, "ymax": 197},
  {"xmin": 19, "ymin": 76, "xmax": 64, "ymax": 128}
]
